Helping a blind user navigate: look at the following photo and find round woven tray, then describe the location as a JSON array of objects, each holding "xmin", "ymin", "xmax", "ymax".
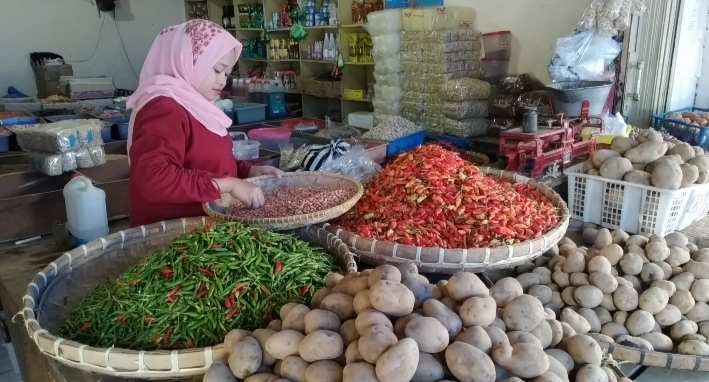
[
  {"xmin": 599, "ymin": 341, "xmax": 709, "ymax": 371},
  {"xmin": 323, "ymin": 168, "xmax": 569, "ymax": 273},
  {"xmin": 204, "ymin": 172, "xmax": 364, "ymax": 230},
  {"xmin": 20, "ymin": 217, "xmax": 357, "ymax": 379}
]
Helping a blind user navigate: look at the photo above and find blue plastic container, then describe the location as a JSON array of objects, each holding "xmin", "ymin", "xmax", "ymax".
[
  {"xmin": 101, "ymin": 125, "xmax": 112, "ymax": 142},
  {"xmin": 384, "ymin": 0, "xmax": 409, "ymax": 8},
  {"xmin": 425, "ymin": 132, "xmax": 472, "ymax": 150},
  {"xmin": 385, "ymin": 131, "xmax": 425, "ymax": 157},
  {"xmin": 233, "ymin": 103, "xmax": 267, "ymax": 125},
  {"xmin": 415, "ymin": 0, "xmax": 443, "ymax": 5},
  {"xmin": 114, "ymin": 123, "xmax": 129, "ymax": 141},
  {"xmin": 654, "ymin": 107, "xmax": 709, "ymax": 150},
  {"xmin": 224, "ymin": 110, "xmax": 236, "ymax": 126},
  {"xmin": 0, "ymin": 134, "xmax": 9, "ymax": 153},
  {"xmin": 265, "ymin": 92, "xmax": 287, "ymax": 119},
  {"xmin": 45, "ymin": 115, "xmax": 83, "ymax": 123},
  {"xmin": 0, "ymin": 116, "xmax": 37, "ymax": 126}
]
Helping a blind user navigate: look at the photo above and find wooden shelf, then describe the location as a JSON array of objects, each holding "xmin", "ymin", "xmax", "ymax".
[{"xmin": 187, "ymin": 0, "xmax": 413, "ymax": 120}]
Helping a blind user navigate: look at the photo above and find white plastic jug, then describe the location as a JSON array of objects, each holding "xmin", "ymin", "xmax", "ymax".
[{"xmin": 63, "ymin": 176, "xmax": 109, "ymax": 243}]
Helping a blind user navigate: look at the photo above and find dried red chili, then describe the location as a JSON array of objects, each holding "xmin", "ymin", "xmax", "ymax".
[
  {"xmin": 274, "ymin": 259, "xmax": 282, "ymax": 274},
  {"xmin": 334, "ymin": 144, "xmax": 560, "ymax": 248},
  {"xmin": 227, "ymin": 305, "xmax": 240, "ymax": 318},
  {"xmin": 79, "ymin": 322, "xmax": 92, "ymax": 332},
  {"xmin": 300, "ymin": 284, "xmax": 311, "ymax": 296},
  {"xmin": 161, "ymin": 267, "xmax": 173, "ymax": 277}
]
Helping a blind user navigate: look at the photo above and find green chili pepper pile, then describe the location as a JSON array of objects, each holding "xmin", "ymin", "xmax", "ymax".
[{"xmin": 58, "ymin": 221, "xmax": 337, "ymax": 350}]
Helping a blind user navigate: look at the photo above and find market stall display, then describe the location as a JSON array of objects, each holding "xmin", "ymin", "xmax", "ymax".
[
  {"xmin": 653, "ymin": 108, "xmax": 709, "ymax": 151},
  {"xmin": 513, "ymin": 227, "xmax": 709, "ymax": 371},
  {"xmin": 202, "ymin": 264, "xmax": 629, "ymax": 382},
  {"xmin": 205, "ymin": 172, "xmax": 364, "ymax": 230},
  {"xmin": 327, "ymin": 144, "xmax": 569, "ymax": 273},
  {"xmin": 20, "ymin": 218, "xmax": 358, "ymax": 378}
]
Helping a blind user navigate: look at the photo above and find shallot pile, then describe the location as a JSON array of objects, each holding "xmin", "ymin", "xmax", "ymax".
[
  {"xmin": 227, "ymin": 187, "xmax": 354, "ymax": 218},
  {"xmin": 334, "ymin": 144, "xmax": 561, "ymax": 248}
]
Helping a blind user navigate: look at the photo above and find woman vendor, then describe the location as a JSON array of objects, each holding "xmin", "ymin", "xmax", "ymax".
[{"xmin": 127, "ymin": 20, "xmax": 282, "ymax": 227}]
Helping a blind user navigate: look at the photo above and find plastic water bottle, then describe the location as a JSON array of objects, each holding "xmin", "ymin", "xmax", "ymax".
[{"xmin": 63, "ymin": 175, "xmax": 109, "ymax": 244}]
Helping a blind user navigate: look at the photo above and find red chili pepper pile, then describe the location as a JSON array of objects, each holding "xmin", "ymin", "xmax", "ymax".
[{"xmin": 335, "ymin": 144, "xmax": 560, "ymax": 248}]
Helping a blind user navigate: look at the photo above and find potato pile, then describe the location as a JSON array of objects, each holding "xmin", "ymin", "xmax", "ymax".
[
  {"xmin": 582, "ymin": 129, "xmax": 709, "ymax": 189},
  {"xmin": 667, "ymin": 111, "xmax": 709, "ymax": 127},
  {"xmin": 515, "ymin": 227, "xmax": 709, "ymax": 358},
  {"xmin": 203, "ymin": 265, "xmax": 629, "ymax": 382}
]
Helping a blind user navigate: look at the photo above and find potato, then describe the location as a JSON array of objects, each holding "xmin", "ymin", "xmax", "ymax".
[
  {"xmin": 669, "ymin": 289, "xmax": 695, "ymax": 314},
  {"xmin": 600, "ymin": 157, "xmax": 633, "ymax": 180},
  {"xmin": 594, "ymin": 307, "xmax": 612, "ymax": 325},
  {"xmin": 546, "ymin": 355, "xmax": 571, "ymax": 382},
  {"xmin": 338, "ymin": 276, "xmax": 369, "ymax": 297},
  {"xmin": 592, "ymin": 149, "xmax": 621, "ymax": 168},
  {"xmin": 640, "ymin": 263, "xmax": 665, "ymax": 284},
  {"xmin": 402, "ymin": 275, "xmax": 435, "ymax": 309},
  {"xmin": 700, "ymin": 322, "xmax": 709, "ymax": 338},
  {"xmin": 345, "ymin": 340, "xmax": 364, "ymax": 364},
  {"xmin": 229, "ymin": 336, "xmax": 263, "ymax": 379},
  {"xmin": 638, "ymin": 287, "xmax": 669, "ymax": 314},
  {"xmin": 552, "ymin": 272, "xmax": 571, "ymax": 288},
  {"xmin": 576, "ymin": 308, "xmax": 601, "ymax": 333},
  {"xmin": 393, "ymin": 313, "xmax": 421, "ymax": 339},
  {"xmin": 325, "ymin": 273, "xmax": 344, "ymax": 288},
  {"xmin": 589, "ymin": 272, "xmax": 618, "ymax": 294},
  {"xmin": 560, "ymin": 308, "xmax": 591, "ymax": 334},
  {"xmin": 561, "ymin": 287, "xmax": 579, "ymax": 306},
  {"xmin": 613, "ymin": 285, "xmax": 639, "ymax": 312},
  {"xmin": 574, "ymin": 285, "xmax": 603, "ymax": 308},
  {"xmin": 492, "ymin": 342, "xmax": 550, "ymax": 379},
  {"xmin": 610, "ymin": 137, "xmax": 639, "ymax": 155},
  {"xmin": 678, "ymin": 340, "xmax": 709, "ymax": 356},
  {"xmin": 331, "ymin": 274, "xmax": 357, "ymax": 293},
  {"xmin": 368, "ymin": 265, "xmax": 402, "ymax": 287},
  {"xmin": 319, "ymin": 293, "xmax": 355, "ymax": 321},
  {"xmin": 619, "ymin": 253, "xmax": 643, "ymax": 276},
  {"xmin": 412, "ymin": 351, "xmax": 445, "ymax": 382},
  {"xmin": 456, "ymin": 326, "xmax": 492, "ymax": 353},
  {"xmin": 623, "ymin": 170, "xmax": 652, "ymax": 186},
  {"xmin": 423, "ymin": 299, "xmax": 463, "ymax": 339},
  {"xmin": 587, "ymin": 333, "xmax": 614, "ymax": 344},
  {"xmin": 358, "ymin": 325, "xmax": 397, "ymax": 363},
  {"xmin": 544, "ymin": 349, "xmax": 574, "ymax": 373},
  {"xmin": 570, "ymin": 273, "xmax": 590, "ymax": 287},
  {"xmin": 279, "ymin": 356, "xmax": 309, "ymax": 382},
  {"xmin": 355, "ymin": 309, "xmax": 392, "ymax": 335},
  {"xmin": 267, "ymin": 320, "xmax": 282, "ymax": 332},
  {"xmin": 645, "ymin": 238, "xmax": 671, "ymax": 261},
  {"xmin": 533, "ymin": 372, "xmax": 564, "ymax": 382},
  {"xmin": 692, "ymin": 248, "xmax": 709, "ymax": 262},
  {"xmin": 560, "ymin": 322, "xmax": 577, "ymax": 339},
  {"xmin": 204, "ymin": 360, "xmax": 237, "ymax": 382},
  {"xmin": 670, "ymin": 143, "xmax": 695, "ymax": 161},
  {"xmin": 624, "ymin": 310, "xmax": 654, "ymax": 336},
  {"xmin": 351, "ymin": 290, "xmax": 373, "ymax": 314},
  {"xmin": 529, "ymin": 285, "xmax": 553, "ymax": 304},
  {"xmin": 482, "ymin": 325, "xmax": 509, "ymax": 348},
  {"xmin": 265, "ymin": 330, "xmax": 305, "ymax": 360},
  {"xmin": 601, "ymin": 323, "xmax": 629, "ymax": 340},
  {"xmin": 343, "ymin": 363, "xmax": 378, "ymax": 382},
  {"xmin": 396, "ymin": 263, "xmax": 418, "ymax": 281},
  {"xmin": 244, "ymin": 373, "xmax": 280, "ymax": 382},
  {"xmin": 587, "ymin": 256, "xmax": 611, "ymax": 274},
  {"xmin": 651, "ymin": 279, "xmax": 677, "ymax": 298},
  {"xmin": 303, "ymin": 310, "xmax": 341, "ymax": 335},
  {"xmin": 446, "ymin": 272, "xmax": 489, "ymax": 302},
  {"xmin": 625, "ymin": 235, "xmax": 649, "ymax": 249},
  {"xmin": 679, "ymin": 163, "xmax": 700, "ymax": 187},
  {"xmin": 685, "ymin": 260, "xmax": 709, "ymax": 279},
  {"xmin": 576, "ymin": 364, "xmax": 609, "ymax": 382},
  {"xmin": 625, "ymin": 141, "xmax": 668, "ymax": 164},
  {"xmin": 600, "ymin": 244, "xmax": 623, "ymax": 265},
  {"xmin": 224, "ymin": 329, "xmax": 252, "ymax": 353},
  {"xmin": 671, "ymin": 320, "xmax": 698, "ymax": 341},
  {"xmin": 488, "ymin": 277, "xmax": 523, "ymax": 309},
  {"xmin": 369, "ymin": 281, "xmax": 414, "ymax": 317},
  {"xmin": 249, "ymin": 329, "xmax": 278, "ymax": 366},
  {"xmin": 690, "ymin": 279, "xmax": 709, "ymax": 303},
  {"xmin": 519, "ymin": 261, "xmax": 540, "ymax": 273},
  {"xmin": 507, "ymin": 330, "xmax": 543, "ymax": 349},
  {"xmin": 687, "ymin": 302, "xmax": 709, "ymax": 323},
  {"xmin": 503, "ymin": 295, "xmax": 545, "ymax": 332},
  {"xmin": 614, "ymin": 311, "xmax": 628, "ymax": 326},
  {"xmin": 562, "ymin": 251, "xmax": 586, "ymax": 273},
  {"xmin": 650, "ymin": 159, "xmax": 683, "ymax": 189},
  {"xmin": 405, "ymin": 316, "xmax": 449, "ymax": 353},
  {"xmin": 654, "ymin": 261, "xmax": 673, "ymax": 280},
  {"xmin": 688, "ymin": 156, "xmax": 709, "ymax": 183},
  {"xmin": 566, "ymin": 334, "xmax": 603, "ymax": 366},
  {"xmin": 309, "ymin": 287, "xmax": 331, "ymax": 310},
  {"xmin": 298, "ymin": 330, "xmax": 344, "ymax": 362},
  {"xmin": 376, "ymin": 338, "xmax": 420, "ymax": 382},
  {"xmin": 302, "ymin": 360, "xmax": 343, "ymax": 382},
  {"xmin": 460, "ymin": 295, "xmax": 497, "ymax": 327}
]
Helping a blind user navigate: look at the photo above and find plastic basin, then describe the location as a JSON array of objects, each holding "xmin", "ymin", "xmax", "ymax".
[
  {"xmin": 248, "ymin": 127, "xmax": 292, "ymax": 152},
  {"xmin": 232, "ymin": 139, "xmax": 260, "ymax": 160},
  {"xmin": 545, "ymin": 81, "xmax": 613, "ymax": 117},
  {"xmin": 233, "ymin": 103, "xmax": 267, "ymax": 125}
]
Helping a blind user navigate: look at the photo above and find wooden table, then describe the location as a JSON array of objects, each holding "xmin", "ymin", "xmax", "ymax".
[{"xmin": 0, "ymin": 220, "xmax": 128, "ymax": 382}]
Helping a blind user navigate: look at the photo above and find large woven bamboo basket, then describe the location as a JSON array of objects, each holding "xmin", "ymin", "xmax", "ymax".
[
  {"xmin": 323, "ymin": 168, "xmax": 569, "ymax": 273},
  {"xmin": 204, "ymin": 172, "xmax": 364, "ymax": 230},
  {"xmin": 599, "ymin": 340, "xmax": 709, "ymax": 371},
  {"xmin": 19, "ymin": 217, "xmax": 357, "ymax": 380}
]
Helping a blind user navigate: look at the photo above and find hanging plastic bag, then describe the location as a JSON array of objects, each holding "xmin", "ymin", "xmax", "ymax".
[{"xmin": 548, "ymin": 28, "xmax": 621, "ymax": 82}]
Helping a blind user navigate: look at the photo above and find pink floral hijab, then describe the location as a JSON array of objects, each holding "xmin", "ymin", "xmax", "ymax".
[{"xmin": 126, "ymin": 20, "xmax": 242, "ymax": 153}]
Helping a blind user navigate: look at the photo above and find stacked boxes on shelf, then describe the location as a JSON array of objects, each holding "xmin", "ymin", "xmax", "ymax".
[
  {"xmin": 397, "ymin": 7, "xmax": 481, "ymax": 134},
  {"xmin": 368, "ymin": 9, "xmax": 404, "ymax": 125}
]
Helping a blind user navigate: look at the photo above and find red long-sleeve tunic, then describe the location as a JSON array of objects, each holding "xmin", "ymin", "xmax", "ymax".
[{"xmin": 129, "ymin": 96, "xmax": 251, "ymax": 227}]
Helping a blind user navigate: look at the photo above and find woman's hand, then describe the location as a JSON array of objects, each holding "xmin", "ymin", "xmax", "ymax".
[
  {"xmin": 249, "ymin": 165, "xmax": 283, "ymax": 178},
  {"xmin": 212, "ymin": 177, "xmax": 265, "ymax": 209}
]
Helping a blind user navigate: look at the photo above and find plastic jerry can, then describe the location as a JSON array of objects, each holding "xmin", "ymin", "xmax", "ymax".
[
  {"xmin": 63, "ymin": 175, "xmax": 109, "ymax": 244},
  {"xmin": 265, "ymin": 91, "xmax": 287, "ymax": 119}
]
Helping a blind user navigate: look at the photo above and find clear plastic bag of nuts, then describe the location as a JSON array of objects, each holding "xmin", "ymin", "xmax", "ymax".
[{"xmin": 318, "ymin": 145, "xmax": 382, "ymax": 184}]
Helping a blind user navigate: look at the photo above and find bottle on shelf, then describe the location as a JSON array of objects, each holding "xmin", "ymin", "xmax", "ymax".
[
  {"xmin": 222, "ymin": 6, "xmax": 231, "ymax": 29},
  {"xmin": 229, "ymin": 5, "xmax": 236, "ymax": 28}
]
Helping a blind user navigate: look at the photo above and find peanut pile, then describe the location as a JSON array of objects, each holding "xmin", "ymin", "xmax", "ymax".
[{"xmin": 227, "ymin": 187, "xmax": 355, "ymax": 218}]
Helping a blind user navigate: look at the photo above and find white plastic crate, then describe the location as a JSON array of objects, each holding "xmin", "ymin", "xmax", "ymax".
[{"xmin": 565, "ymin": 163, "xmax": 709, "ymax": 236}]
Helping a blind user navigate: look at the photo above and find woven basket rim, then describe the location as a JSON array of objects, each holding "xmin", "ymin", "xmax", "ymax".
[
  {"xmin": 203, "ymin": 172, "xmax": 364, "ymax": 229},
  {"xmin": 20, "ymin": 217, "xmax": 357, "ymax": 378},
  {"xmin": 324, "ymin": 168, "xmax": 570, "ymax": 272},
  {"xmin": 599, "ymin": 340, "xmax": 709, "ymax": 371}
]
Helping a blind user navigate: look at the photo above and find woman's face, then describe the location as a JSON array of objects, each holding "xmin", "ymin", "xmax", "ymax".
[{"xmin": 197, "ymin": 49, "xmax": 237, "ymax": 101}]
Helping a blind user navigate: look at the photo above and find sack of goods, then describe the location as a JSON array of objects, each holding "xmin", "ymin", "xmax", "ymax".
[
  {"xmin": 439, "ymin": 77, "xmax": 492, "ymax": 138},
  {"xmin": 369, "ymin": 10, "xmax": 404, "ymax": 125}
]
